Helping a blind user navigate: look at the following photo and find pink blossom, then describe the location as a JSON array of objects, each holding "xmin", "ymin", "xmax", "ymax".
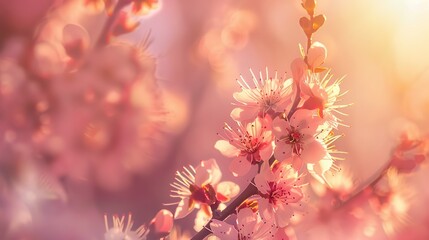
[
  {"xmin": 273, "ymin": 109, "xmax": 326, "ymax": 171},
  {"xmin": 170, "ymin": 159, "xmax": 239, "ymax": 219},
  {"xmin": 254, "ymin": 161, "xmax": 304, "ymax": 228},
  {"xmin": 300, "ymin": 71, "xmax": 348, "ymax": 129},
  {"xmin": 215, "ymin": 116, "xmax": 274, "ymax": 177},
  {"xmin": 231, "ymin": 69, "xmax": 293, "ymax": 122},
  {"xmin": 210, "ymin": 207, "xmax": 277, "ymax": 240}
]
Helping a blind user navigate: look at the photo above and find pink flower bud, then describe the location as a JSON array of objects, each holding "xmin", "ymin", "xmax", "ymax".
[
  {"xmin": 307, "ymin": 41, "xmax": 327, "ymax": 70},
  {"xmin": 151, "ymin": 209, "xmax": 173, "ymax": 235},
  {"xmin": 291, "ymin": 58, "xmax": 307, "ymax": 83}
]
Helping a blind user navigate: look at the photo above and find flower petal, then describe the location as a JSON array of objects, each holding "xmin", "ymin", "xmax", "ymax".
[
  {"xmin": 230, "ymin": 107, "xmax": 259, "ymax": 122},
  {"xmin": 215, "ymin": 140, "xmax": 240, "ymax": 158},
  {"xmin": 274, "ymin": 141, "xmax": 292, "ymax": 162},
  {"xmin": 216, "ymin": 181, "xmax": 240, "ymax": 200},
  {"xmin": 236, "ymin": 208, "xmax": 257, "ymax": 236},
  {"xmin": 257, "ymin": 198, "xmax": 274, "ymax": 222},
  {"xmin": 300, "ymin": 140, "xmax": 326, "ymax": 164},
  {"xmin": 272, "ymin": 117, "xmax": 289, "ymax": 139},
  {"xmin": 174, "ymin": 198, "xmax": 194, "ymax": 219},
  {"xmin": 259, "ymin": 142, "xmax": 274, "ymax": 162},
  {"xmin": 210, "ymin": 219, "xmax": 238, "ymax": 240},
  {"xmin": 229, "ymin": 156, "xmax": 252, "ymax": 177},
  {"xmin": 275, "ymin": 205, "xmax": 294, "ymax": 228}
]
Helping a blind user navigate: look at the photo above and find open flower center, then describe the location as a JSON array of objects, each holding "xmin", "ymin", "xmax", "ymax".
[
  {"xmin": 189, "ymin": 184, "xmax": 217, "ymax": 205},
  {"xmin": 261, "ymin": 182, "xmax": 297, "ymax": 205},
  {"xmin": 282, "ymin": 128, "xmax": 303, "ymax": 155}
]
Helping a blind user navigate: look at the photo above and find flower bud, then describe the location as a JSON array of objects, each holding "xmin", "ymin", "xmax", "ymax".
[
  {"xmin": 150, "ymin": 209, "xmax": 174, "ymax": 237},
  {"xmin": 307, "ymin": 41, "xmax": 327, "ymax": 70}
]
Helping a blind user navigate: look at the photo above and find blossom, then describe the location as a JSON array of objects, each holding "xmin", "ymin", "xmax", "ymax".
[
  {"xmin": 231, "ymin": 68, "xmax": 293, "ymax": 122},
  {"xmin": 300, "ymin": 70, "xmax": 348, "ymax": 129},
  {"xmin": 273, "ymin": 109, "xmax": 326, "ymax": 171},
  {"xmin": 215, "ymin": 116, "xmax": 274, "ymax": 176},
  {"xmin": 390, "ymin": 130, "xmax": 428, "ymax": 173},
  {"xmin": 254, "ymin": 161, "xmax": 304, "ymax": 227},
  {"xmin": 104, "ymin": 214, "xmax": 148, "ymax": 240},
  {"xmin": 210, "ymin": 207, "xmax": 276, "ymax": 240},
  {"xmin": 169, "ymin": 159, "xmax": 239, "ymax": 220}
]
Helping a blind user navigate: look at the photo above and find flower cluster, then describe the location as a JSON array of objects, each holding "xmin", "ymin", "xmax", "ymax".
[
  {"xmin": 2, "ymin": 0, "xmax": 428, "ymax": 239},
  {"xmin": 167, "ymin": 1, "xmax": 353, "ymax": 239}
]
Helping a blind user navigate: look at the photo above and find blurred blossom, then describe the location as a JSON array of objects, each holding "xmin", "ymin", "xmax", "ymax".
[
  {"xmin": 311, "ymin": 165, "xmax": 356, "ymax": 202},
  {"xmin": 370, "ymin": 169, "xmax": 414, "ymax": 236},
  {"xmin": 50, "ymin": 42, "xmax": 165, "ymax": 189},
  {"xmin": 198, "ymin": 9, "xmax": 256, "ymax": 76}
]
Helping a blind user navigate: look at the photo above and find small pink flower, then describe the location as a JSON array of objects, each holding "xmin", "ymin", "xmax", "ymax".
[
  {"xmin": 169, "ymin": 159, "xmax": 239, "ymax": 219},
  {"xmin": 231, "ymin": 68, "xmax": 293, "ymax": 122},
  {"xmin": 210, "ymin": 207, "xmax": 277, "ymax": 240},
  {"xmin": 254, "ymin": 161, "xmax": 304, "ymax": 228},
  {"xmin": 273, "ymin": 109, "xmax": 326, "ymax": 170},
  {"xmin": 300, "ymin": 71, "xmax": 348, "ymax": 129},
  {"xmin": 215, "ymin": 116, "xmax": 274, "ymax": 176}
]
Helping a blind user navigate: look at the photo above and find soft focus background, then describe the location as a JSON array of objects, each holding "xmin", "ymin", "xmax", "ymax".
[{"xmin": 1, "ymin": 0, "xmax": 429, "ymax": 239}]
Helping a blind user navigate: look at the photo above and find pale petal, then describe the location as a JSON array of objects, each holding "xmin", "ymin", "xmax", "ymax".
[
  {"xmin": 174, "ymin": 198, "xmax": 194, "ymax": 219},
  {"xmin": 215, "ymin": 140, "xmax": 240, "ymax": 158},
  {"xmin": 275, "ymin": 205, "xmax": 294, "ymax": 228},
  {"xmin": 236, "ymin": 208, "xmax": 257, "ymax": 236},
  {"xmin": 229, "ymin": 156, "xmax": 252, "ymax": 177},
  {"xmin": 272, "ymin": 117, "xmax": 289, "ymax": 139},
  {"xmin": 283, "ymin": 155, "xmax": 304, "ymax": 171},
  {"xmin": 254, "ymin": 172, "xmax": 270, "ymax": 194},
  {"xmin": 259, "ymin": 142, "xmax": 274, "ymax": 162},
  {"xmin": 289, "ymin": 109, "xmax": 314, "ymax": 130},
  {"xmin": 199, "ymin": 158, "xmax": 222, "ymax": 186},
  {"xmin": 230, "ymin": 107, "xmax": 258, "ymax": 122},
  {"xmin": 210, "ymin": 219, "xmax": 238, "ymax": 240},
  {"xmin": 194, "ymin": 208, "xmax": 211, "ymax": 232},
  {"xmin": 233, "ymin": 89, "xmax": 258, "ymax": 104},
  {"xmin": 300, "ymin": 140, "xmax": 327, "ymax": 164},
  {"xmin": 274, "ymin": 142, "xmax": 292, "ymax": 162},
  {"xmin": 257, "ymin": 198, "xmax": 274, "ymax": 222},
  {"xmin": 194, "ymin": 167, "xmax": 211, "ymax": 187},
  {"xmin": 247, "ymin": 116, "xmax": 263, "ymax": 137},
  {"xmin": 216, "ymin": 181, "xmax": 240, "ymax": 199}
]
